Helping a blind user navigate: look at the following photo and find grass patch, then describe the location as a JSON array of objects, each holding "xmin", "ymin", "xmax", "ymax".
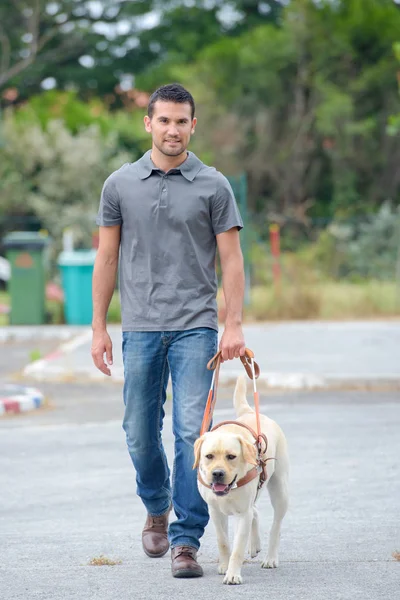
[
  {"xmin": 0, "ymin": 290, "xmax": 9, "ymax": 326},
  {"xmin": 245, "ymin": 281, "xmax": 400, "ymax": 321},
  {"xmin": 29, "ymin": 349, "xmax": 42, "ymax": 362},
  {"xmin": 88, "ymin": 555, "xmax": 122, "ymax": 566},
  {"xmin": 107, "ymin": 291, "xmax": 122, "ymax": 324}
]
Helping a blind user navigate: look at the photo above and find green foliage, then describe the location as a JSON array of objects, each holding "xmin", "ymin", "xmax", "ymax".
[
  {"xmin": 0, "ymin": 109, "xmax": 130, "ymax": 258},
  {"xmin": 308, "ymin": 204, "xmax": 400, "ymax": 280},
  {"xmin": 388, "ymin": 41, "xmax": 400, "ymax": 135},
  {"xmin": 1, "ymin": 0, "xmax": 400, "ymax": 255},
  {"xmin": 10, "ymin": 90, "xmax": 150, "ymax": 154},
  {"xmin": 14, "ymin": 91, "xmax": 111, "ymax": 135},
  {"xmin": 348, "ymin": 203, "xmax": 400, "ymax": 279}
]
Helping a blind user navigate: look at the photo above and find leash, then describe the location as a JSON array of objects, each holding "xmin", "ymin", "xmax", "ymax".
[
  {"xmin": 198, "ymin": 348, "xmax": 273, "ymax": 495},
  {"xmin": 200, "ymin": 348, "xmax": 260, "ymax": 437}
]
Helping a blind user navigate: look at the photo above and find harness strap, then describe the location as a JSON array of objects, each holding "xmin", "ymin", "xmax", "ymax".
[{"xmin": 197, "ymin": 465, "xmax": 261, "ymax": 491}]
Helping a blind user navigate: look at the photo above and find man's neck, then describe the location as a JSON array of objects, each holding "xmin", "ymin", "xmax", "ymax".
[{"xmin": 150, "ymin": 147, "xmax": 188, "ymax": 173}]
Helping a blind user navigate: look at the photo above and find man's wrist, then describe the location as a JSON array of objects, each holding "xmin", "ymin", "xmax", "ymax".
[{"xmin": 224, "ymin": 318, "xmax": 243, "ymax": 328}]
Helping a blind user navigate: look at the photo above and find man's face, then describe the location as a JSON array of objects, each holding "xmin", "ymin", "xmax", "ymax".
[{"xmin": 144, "ymin": 101, "xmax": 196, "ymax": 157}]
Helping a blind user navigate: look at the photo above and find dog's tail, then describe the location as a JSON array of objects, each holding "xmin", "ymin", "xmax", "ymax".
[{"xmin": 233, "ymin": 374, "xmax": 254, "ymax": 417}]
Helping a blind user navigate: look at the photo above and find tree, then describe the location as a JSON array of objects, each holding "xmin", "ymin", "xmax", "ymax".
[
  {"xmin": 0, "ymin": 108, "xmax": 130, "ymax": 253},
  {"xmin": 0, "ymin": 0, "xmax": 153, "ymax": 99},
  {"xmin": 0, "ymin": 1, "xmax": 284, "ymax": 101},
  {"xmin": 182, "ymin": 0, "xmax": 400, "ymax": 226}
]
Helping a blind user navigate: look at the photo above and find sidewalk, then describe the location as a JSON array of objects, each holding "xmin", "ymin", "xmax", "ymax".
[{"xmin": 7, "ymin": 320, "xmax": 400, "ymax": 390}]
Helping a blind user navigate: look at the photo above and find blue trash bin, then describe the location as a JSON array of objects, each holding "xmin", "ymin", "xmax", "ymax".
[{"xmin": 58, "ymin": 250, "xmax": 96, "ymax": 325}]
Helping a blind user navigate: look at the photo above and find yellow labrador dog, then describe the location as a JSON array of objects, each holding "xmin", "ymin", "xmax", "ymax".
[{"xmin": 193, "ymin": 375, "xmax": 289, "ymax": 585}]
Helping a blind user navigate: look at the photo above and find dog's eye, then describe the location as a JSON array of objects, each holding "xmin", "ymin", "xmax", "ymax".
[
  {"xmin": 227, "ymin": 454, "xmax": 237, "ymax": 460},
  {"xmin": 205, "ymin": 454, "xmax": 214, "ymax": 460}
]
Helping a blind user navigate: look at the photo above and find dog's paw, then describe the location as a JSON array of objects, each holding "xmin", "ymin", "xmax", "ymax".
[
  {"xmin": 261, "ymin": 557, "xmax": 279, "ymax": 569},
  {"xmin": 218, "ymin": 563, "xmax": 228, "ymax": 575},
  {"xmin": 249, "ymin": 543, "xmax": 261, "ymax": 558},
  {"xmin": 223, "ymin": 572, "xmax": 243, "ymax": 585}
]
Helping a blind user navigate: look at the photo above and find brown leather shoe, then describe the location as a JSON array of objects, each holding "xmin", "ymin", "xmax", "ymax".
[
  {"xmin": 171, "ymin": 546, "xmax": 203, "ymax": 578},
  {"xmin": 142, "ymin": 505, "xmax": 172, "ymax": 558}
]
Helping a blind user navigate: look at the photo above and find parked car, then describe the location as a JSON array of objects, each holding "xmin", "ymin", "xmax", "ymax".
[{"xmin": 0, "ymin": 256, "xmax": 10, "ymax": 290}]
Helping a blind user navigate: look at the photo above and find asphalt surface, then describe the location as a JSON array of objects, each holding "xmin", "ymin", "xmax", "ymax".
[
  {"xmin": 14, "ymin": 321, "xmax": 400, "ymax": 389},
  {"xmin": 1, "ymin": 380, "xmax": 399, "ymax": 599}
]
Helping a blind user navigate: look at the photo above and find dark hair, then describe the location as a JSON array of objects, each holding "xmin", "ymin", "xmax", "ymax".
[{"xmin": 147, "ymin": 83, "xmax": 195, "ymax": 119}]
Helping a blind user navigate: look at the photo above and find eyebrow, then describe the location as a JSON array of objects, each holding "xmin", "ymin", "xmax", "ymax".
[{"xmin": 157, "ymin": 116, "xmax": 189, "ymax": 122}]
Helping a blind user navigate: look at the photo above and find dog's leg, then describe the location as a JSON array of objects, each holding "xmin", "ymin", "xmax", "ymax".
[
  {"xmin": 262, "ymin": 474, "xmax": 288, "ymax": 569},
  {"xmin": 249, "ymin": 506, "xmax": 261, "ymax": 558},
  {"xmin": 223, "ymin": 509, "xmax": 252, "ymax": 584},
  {"xmin": 209, "ymin": 506, "xmax": 230, "ymax": 575}
]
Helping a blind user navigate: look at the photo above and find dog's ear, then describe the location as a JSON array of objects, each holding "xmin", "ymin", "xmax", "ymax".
[
  {"xmin": 193, "ymin": 435, "xmax": 206, "ymax": 469},
  {"xmin": 239, "ymin": 436, "xmax": 258, "ymax": 466}
]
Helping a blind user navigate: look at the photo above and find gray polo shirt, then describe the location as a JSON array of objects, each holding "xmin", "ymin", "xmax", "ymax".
[{"xmin": 96, "ymin": 150, "xmax": 243, "ymax": 332}]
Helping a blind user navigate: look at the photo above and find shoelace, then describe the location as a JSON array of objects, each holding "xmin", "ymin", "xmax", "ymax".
[{"xmin": 175, "ymin": 546, "xmax": 195, "ymax": 558}]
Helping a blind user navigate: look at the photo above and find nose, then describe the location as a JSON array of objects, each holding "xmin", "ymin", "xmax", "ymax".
[
  {"xmin": 167, "ymin": 124, "xmax": 179, "ymax": 137},
  {"xmin": 212, "ymin": 469, "xmax": 225, "ymax": 482}
]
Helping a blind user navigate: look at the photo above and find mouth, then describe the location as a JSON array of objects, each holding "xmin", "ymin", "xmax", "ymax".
[
  {"xmin": 211, "ymin": 476, "xmax": 237, "ymax": 496},
  {"xmin": 165, "ymin": 139, "xmax": 180, "ymax": 144}
]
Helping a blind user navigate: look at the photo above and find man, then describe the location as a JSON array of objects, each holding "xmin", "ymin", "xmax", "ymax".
[{"xmin": 91, "ymin": 83, "xmax": 246, "ymax": 578}]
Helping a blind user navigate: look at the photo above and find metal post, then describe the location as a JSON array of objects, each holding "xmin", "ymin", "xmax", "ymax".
[{"xmin": 269, "ymin": 223, "xmax": 281, "ymax": 294}]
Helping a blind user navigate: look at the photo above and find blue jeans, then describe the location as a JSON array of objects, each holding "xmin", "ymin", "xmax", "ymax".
[{"xmin": 122, "ymin": 328, "xmax": 218, "ymax": 550}]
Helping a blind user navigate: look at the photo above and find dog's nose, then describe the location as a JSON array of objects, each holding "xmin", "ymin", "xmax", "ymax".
[{"xmin": 212, "ymin": 469, "xmax": 225, "ymax": 482}]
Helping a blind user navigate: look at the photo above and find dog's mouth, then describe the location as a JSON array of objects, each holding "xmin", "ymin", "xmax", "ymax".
[{"xmin": 211, "ymin": 476, "xmax": 237, "ymax": 496}]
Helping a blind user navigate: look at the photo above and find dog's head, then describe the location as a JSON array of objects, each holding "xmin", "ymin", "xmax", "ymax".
[{"xmin": 193, "ymin": 430, "xmax": 258, "ymax": 496}]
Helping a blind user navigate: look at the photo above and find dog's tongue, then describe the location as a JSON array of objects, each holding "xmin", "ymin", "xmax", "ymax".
[{"xmin": 213, "ymin": 483, "xmax": 228, "ymax": 493}]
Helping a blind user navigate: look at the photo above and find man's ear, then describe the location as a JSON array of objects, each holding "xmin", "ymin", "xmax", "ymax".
[
  {"xmin": 239, "ymin": 436, "xmax": 258, "ymax": 466},
  {"xmin": 144, "ymin": 115, "xmax": 152, "ymax": 133},
  {"xmin": 193, "ymin": 435, "xmax": 206, "ymax": 469}
]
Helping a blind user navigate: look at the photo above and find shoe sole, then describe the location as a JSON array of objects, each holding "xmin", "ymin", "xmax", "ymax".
[
  {"xmin": 172, "ymin": 569, "xmax": 203, "ymax": 578},
  {"xmin": 142, "ymin": 545, "xmax": 170, "ymax": 558}
]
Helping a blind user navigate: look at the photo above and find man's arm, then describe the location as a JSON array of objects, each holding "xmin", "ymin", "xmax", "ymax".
[
  {"xmin": 91, "ymin": 225, "xmax": 121, "ymax": 375},
  {"xmin": 216, "ymin": 227, "xmax": 246, "ymax": 361}
]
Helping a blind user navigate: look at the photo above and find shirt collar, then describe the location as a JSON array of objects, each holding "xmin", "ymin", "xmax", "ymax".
[{"xmin": 136, "ymin": 150, "xmax": 203, "ymax": 182}]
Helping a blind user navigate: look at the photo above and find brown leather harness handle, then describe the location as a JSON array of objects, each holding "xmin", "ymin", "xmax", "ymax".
[
  {"xmin": 198, "ymin": 348, "xmax": 272, "ymax": 493},
  {"xmin": 206, "ymin": 348, "xmax": 260, "ymax": 380},
  {"xmin": 200, "ymin": 348, "xmax": 260, "ymax": 437}
]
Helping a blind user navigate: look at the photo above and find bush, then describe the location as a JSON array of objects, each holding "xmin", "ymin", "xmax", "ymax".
[
  {"xmin": 0, "ymin": 111, "xmax": 130, "ymax": 268},
  {"xmin": 301, "ymin": 204, "xmax": 400, "ymax": 280}
]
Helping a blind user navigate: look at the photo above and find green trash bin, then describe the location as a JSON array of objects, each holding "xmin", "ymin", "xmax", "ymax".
[
  {"xmin": 3, "ymin": 231, "xmax": 50, "ymax": 325},
  {"xmin": 58, "ymin": 250, "xmax": 96, "ymax": 325}
]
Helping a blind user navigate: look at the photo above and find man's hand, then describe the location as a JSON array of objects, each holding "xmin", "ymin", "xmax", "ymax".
[
  {"xmin": 91, "ymin": 329, "xmax": 113, "ymax": 376},
  {"xmin": 219, "ymin": 324, "xmax": 246, "ymax": 362}
]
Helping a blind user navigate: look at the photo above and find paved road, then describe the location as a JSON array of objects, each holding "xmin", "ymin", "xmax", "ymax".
[
  {"xmin": 17, "ymin": 321, "xmax": 400, "ymax": 389},
  {"xmin": 1, "ymin": 386, "xmax": 399, "ymax": 600}
]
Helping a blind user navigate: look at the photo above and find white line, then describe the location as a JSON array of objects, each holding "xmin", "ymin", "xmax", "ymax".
[
  {"xmin": 23, "ymin": 330, "xmax": 93, "ymax": 376},
  {"xmin": 57, "ymin": 329, "xmax": 93, "ymax": 354}
]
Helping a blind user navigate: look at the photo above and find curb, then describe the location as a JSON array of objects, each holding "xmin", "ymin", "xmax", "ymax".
[
  {"xmin": 0, "ymin": 384, "xmax": 45, "ymax": 416},
  {"xmin": 21, "ymin": 361, "xmax": 400, "ymax": 391},
  {"xmin": 0, "ymin": 325, "xmax": 91, "ymax": 343}
]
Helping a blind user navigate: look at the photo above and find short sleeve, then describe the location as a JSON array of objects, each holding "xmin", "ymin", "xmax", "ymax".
[
  {"xmin": 211, "ymin": 174, "xmax": 243, "ymax": 235},
  {"xmin": 96, "ymin": 176, "xmax": 122, "ymax": 226}
]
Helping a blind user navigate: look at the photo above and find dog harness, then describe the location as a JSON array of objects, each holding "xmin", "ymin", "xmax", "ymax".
[{"xmin": 197, "ymin": 420, "xmax": 270, "ymax": 494}]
